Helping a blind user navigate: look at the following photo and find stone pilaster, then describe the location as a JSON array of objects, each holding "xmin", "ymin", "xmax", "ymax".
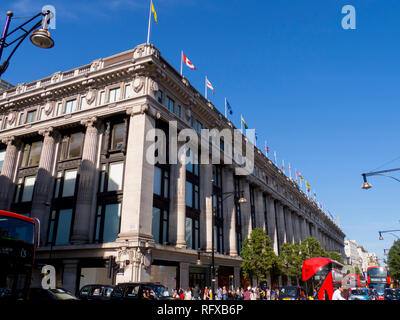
[
  {"xmin": 175, "ymin": 142, "xmax": 187, "ymax": 248},
  {"xmin": 30, "ymin": 127, "xmax": 58, "ymax": 246},
  {"xmin": 0, "ymin": 136, "xmax": 20, "ymax": 210},
  {"xmin": 71, "ymin": 117, "xmax": 100, "ymax": 244}
]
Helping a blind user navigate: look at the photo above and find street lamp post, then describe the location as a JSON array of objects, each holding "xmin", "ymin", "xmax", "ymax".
[
  {"xmin": 0, "ymin": 9, "xmax": 55, "ymax": 77},
  {"xmin": 361, "ymin": 168, "xmax": 400, "ymax": 190},
  {"xmin": 378, "ymin": 230, "xmax": 400, "ymax": 241},
  {"xmin": 210, "ymin": 186, "xmax": 246, "ymax": 300}
]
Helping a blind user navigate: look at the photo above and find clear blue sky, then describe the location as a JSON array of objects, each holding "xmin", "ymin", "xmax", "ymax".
[{"xmin": 1, "ymin": 0, "xmax": 400, "ymax": 264}]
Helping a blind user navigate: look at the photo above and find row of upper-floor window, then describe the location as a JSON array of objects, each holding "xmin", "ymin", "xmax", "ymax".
[
  {"xmin": 0, "ymin": 84, "xmax": 132, "ymax": 131},
  {"xmin": 156, "ymin": 89, "xmax": 204, "ymax": 134}
]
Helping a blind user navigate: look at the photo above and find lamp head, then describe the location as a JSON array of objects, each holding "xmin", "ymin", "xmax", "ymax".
[
  {"xmin": 29, "ymin": 28, "xmax": 54, "ymax": 49},
  {"xmin": 379, "ymin": 232, "xmax": 384, "ymax": 240},
  {"xmin": 361, "ymin": 174, "xmax": 372, "ymax": 190},
  {"xmin": 361, "ymin": 181, "xmax": 372, "ymax": 190}
]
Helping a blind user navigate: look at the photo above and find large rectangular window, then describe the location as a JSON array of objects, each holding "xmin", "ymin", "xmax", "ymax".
[
  {"xmin": 26, "ymin": 110, "xmax": 37, "ymax": 124},
  {"xmin": 21, "ymin": 141, "xmax": 42, "ymax": 168},
  {"xmin": 62, "ymin": 169, "xmax": 78, "ymax": 197},
  {"xmin": 109, "ymin": 87, "xmax": 121, "ymax": 103},
  {"xmin": 21, "ymin": 176, "xmax": 36, "ymax": 202},
  {"xmin": 47, "ymin": 208, "xmax": 73, "ymax": 245},
  {"xmin": 151, "ymin": 207, "xmax": 168, "ymax": 245},
  {"xmin": 94, "ymin": 203, "xmax": 121, "ymax": 243},
  {"xmin": 65, "ymin": 99, "xmax": 77, "ymax": 114},
  {"xmin": 166, "ymin": 96, "xmax": 175, "ymax": 113},
  {"xmin": 60, "ymin": 132, "xmax": 84, "ymax": 160}
]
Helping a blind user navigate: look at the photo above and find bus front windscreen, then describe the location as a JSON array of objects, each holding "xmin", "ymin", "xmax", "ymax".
[
  {"xmin": 368, "ymin": 267, "xmax": 387, "ymax": 278},
  {"xmin": 0, "ymin": 215, "xmax": 36, "ymax": 299},
  {"xmin": 0, "ymin": 217, "xmax": 34, "ymax": 245}
]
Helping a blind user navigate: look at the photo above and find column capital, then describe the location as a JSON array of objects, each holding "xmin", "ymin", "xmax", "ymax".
[
  {"xmin": 38, "ymin": 126, "xmax": 58, "ymax": 138},
  {"xmin": 1, "ymin": 135, "xmax": 20, "ymax": 147},
  {"xmin": 126, "ymin": 103, "xmax": 160, "ymax": 119},
  {"xmin": 80, "ymin": 116, "xmax": 99, "ymax": 128}
]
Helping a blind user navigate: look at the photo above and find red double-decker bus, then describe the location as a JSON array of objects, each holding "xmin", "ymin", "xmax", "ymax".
[
  {"xmin": 0, "ymin": 210, "xmax": 39, "ymax": 300},
  {"xmin": 302, "ymin": 257, "xmax": 344, "ymax": 300},
  {"xmin": 366, "ymin": 266, "xmax": 390, "ymax": 299}
]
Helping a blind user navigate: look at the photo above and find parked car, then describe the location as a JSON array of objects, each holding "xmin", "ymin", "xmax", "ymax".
[
  {"xmin": 110, "ymin": 282, "xmax": 173, "ymax": 300},
  {"xmin": 348, "ymin": 288, "xmax": 372, "ymax": 300},
  {"xmin": 78, "ymin": 284, "xmax": 114, "ymax": 301},
  {"xmin": 384, "ymin": 288, "xmax": 400, "ymax": 300},
  {"xmin": 29, "ymin": 287, "xmax": 79, "ymax": 301},
  {"xmin": 278, "ymin": 286, "xmax": 307, "ymax": 300}
]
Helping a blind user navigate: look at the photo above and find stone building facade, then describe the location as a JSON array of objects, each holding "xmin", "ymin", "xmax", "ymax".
[{"xmin": 0, "ymin": 43, "xmax": 345, "ymax": 294}]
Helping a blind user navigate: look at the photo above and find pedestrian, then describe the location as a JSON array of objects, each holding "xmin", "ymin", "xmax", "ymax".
[
  {"xmin": 332, "ymin": 286, "xmax": 346, "ymax": 300},
  {"xmin": 244, "ymin": 286, "xmax": 251, "ymax": 300},
  {"xmin": 193, "ymin": 284, "xmax": 201, "ymax": 300},
  {"xmin": 172, "ymin": 289, "xmax": 179, "ymax": 299},
  {"xmin": 222, "ymin": 286, "xmax": 228, "ymax": 300},
  {"xmin": 266, "ymin": 288, "xmax": 271, "ymax": 300},
  {"xmin": 184, "ymin": 287, "xmax": 192, "ymax": 300},
  {"xmin": 179, "ymin": 288, "xmax": 185, "ymax": 300},
  {"xmin": 203, "ymin": 287, "xmax": 209, "ymax": 300}
]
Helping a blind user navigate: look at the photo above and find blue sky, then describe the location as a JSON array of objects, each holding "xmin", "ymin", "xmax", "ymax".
[{"xmin": 1, "ymin": 0, "xmax": 400, "ymax": 264}]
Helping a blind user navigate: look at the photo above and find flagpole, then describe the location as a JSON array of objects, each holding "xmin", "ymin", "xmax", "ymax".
[
  {"xmin": 225, "ymin": 97, "xmax": 227, "ymax": 118},
  {"xmin": 240, "ymin": 114, "xmax": 243, "ymax": 134},
  {"xmin": 147, "ymin": 0, "xmax": 152, "ymax": 44},
  {"xmin": 180, "ymin": 50, "xmax": 183, "ymax": 76},
  {"xmin": 205, "ymin": 76, "xmax": 207, "ymax": 100}
]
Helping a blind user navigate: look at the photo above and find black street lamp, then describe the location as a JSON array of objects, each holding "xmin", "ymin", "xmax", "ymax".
[
  {"xmin": 361, "ymin": 168, "xmax": 400, "ymax": 190},
  {"xmin": 210, "ymin": 186, "xmax": 246, "ymax": 300},
  {"xmin": 0, "ymin": 9, "xmax": 55, "ymax": 77}
]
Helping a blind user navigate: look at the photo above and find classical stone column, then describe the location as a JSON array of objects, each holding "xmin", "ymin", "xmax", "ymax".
[
  {"xmin": 255, "ymin": 189, "xmax": 265, "ymax": 231},
  {"xmin": 0, "ymin": 136, "xmax": 20, "ymax": 210},
  {"xmin": 200, "ymin": 164, "xmax": 213, "ymax": 252},
  {"xmin": 71, "ymin": 117, "xmax": 100, "ymax": 244},
  {"xmin": 118, "ymin": 104, "xmax": 156, "ymax": 246},
  {"xmin": 175, "ymin": 142, "xmax": 187, "ymax": 248},
  {"xmin": 222, "ymin": 166, "xmax": 236, "ymax": 256},
  {"xmin": 266, "ymin": 196, "xmax": 278, "ymax": 254},
  {"xmin": 275, "ymin": 202, "xmax": 286, "ymax": 248},
  {"xmin": 293, "ymin": 213, "xmax": 302, "ymax": 244},
  {"xmin": 284, "ymin": 207, "xmax": 294, "ymax": 244},
  {"xmin": 240, "ymin": 179, "xmax": 251, "ymax": 240},
  {"xmin": 30, "ymin": 127, "xmax": 58, "ymax": 246}
]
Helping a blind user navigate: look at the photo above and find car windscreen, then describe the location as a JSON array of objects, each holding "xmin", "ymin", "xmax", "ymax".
[
  {"xmin": 279, "ymin": 287, "xmax": 298, "ymax": 297},
  {"xmin": 49, "ymin": 288, "xmax": 77, "ymax": 300}
]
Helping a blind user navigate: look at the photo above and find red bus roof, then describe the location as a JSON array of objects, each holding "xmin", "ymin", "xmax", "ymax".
[
  {"xmin": 302, "ymin": 257, "xmax": 344, "ymax": 281},
  {"xmin": 0, "ymin": 210, "xmax": 35, "ymax": 224}
]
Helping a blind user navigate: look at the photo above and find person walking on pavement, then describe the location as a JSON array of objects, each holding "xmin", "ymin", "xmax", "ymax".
[{"xmin": 332, "ymin": 286, "xmax": 346, "ymax": 300}]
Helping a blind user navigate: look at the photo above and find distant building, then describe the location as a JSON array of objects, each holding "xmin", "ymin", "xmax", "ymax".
[
  {"xmin": 344, "ymin": 240, "xmax": 379, "ymax": 275},
  {"xmin": 0, "ymin": 79, "xmax": 13, "ymax": 92}
]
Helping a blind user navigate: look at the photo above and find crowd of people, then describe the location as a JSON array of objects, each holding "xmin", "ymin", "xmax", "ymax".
[{"xmin": 170, "ymin": 285, "xmax": 287, "ymax": 300}]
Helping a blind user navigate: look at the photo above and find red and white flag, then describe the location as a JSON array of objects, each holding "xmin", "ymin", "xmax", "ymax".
[
  {"xmin": 182, "ymin": 52, "xmax": 196, "ymax": 70},
  {"xmin": 206, "ymin": 77, "xmax": 214, "ymax": 94}
]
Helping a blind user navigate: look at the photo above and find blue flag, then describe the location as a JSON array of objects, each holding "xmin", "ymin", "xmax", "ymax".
[{"xmin": 226, "ymin": 99, "xmax": 233, "ymax": 115}]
